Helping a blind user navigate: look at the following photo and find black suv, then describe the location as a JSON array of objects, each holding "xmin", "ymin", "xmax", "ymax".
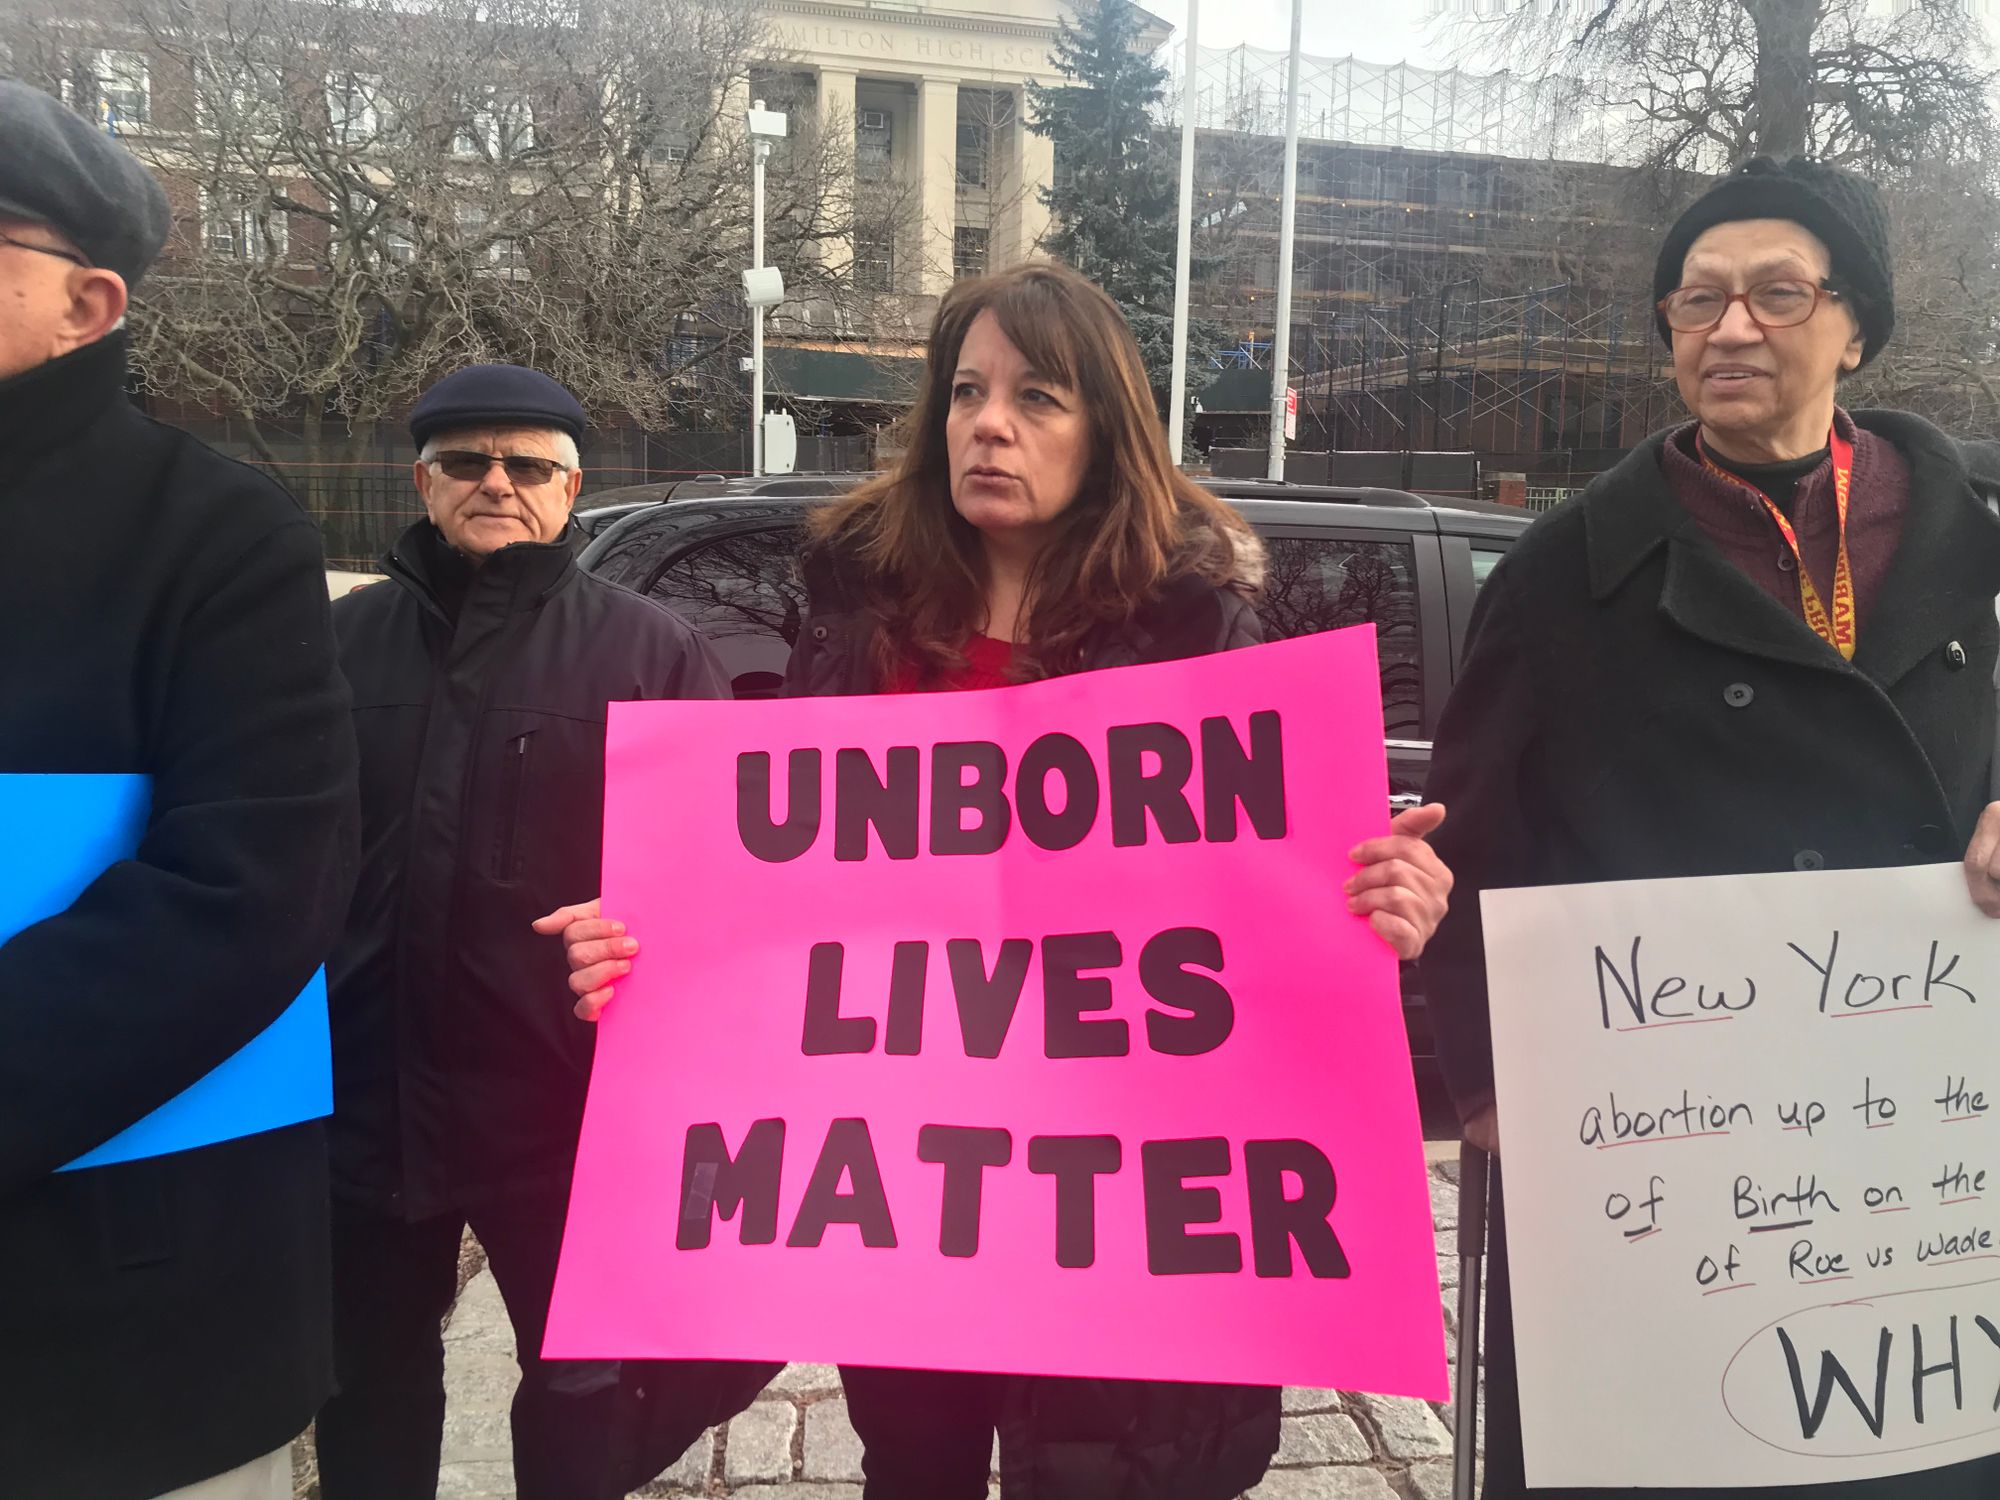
[{"xmin": 578, "ymin": 477, "xmax": 1531, "ymax": 1094}]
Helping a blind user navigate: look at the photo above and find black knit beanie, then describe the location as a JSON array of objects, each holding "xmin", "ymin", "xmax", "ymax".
[{"xmin": 1653, "ymin": 156, "xmax": 1895, "ymax": 366}]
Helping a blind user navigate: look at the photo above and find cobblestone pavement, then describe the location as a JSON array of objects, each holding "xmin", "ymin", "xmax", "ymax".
[{"xmin": 432, "ymin": 1157, "xmax": 1484, "ymax": 1500}]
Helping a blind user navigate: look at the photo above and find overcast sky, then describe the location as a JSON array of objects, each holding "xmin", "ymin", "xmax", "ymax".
[{"xmin": 1140, "ymin": 0, "xmax": 1463, "ymax": 70}]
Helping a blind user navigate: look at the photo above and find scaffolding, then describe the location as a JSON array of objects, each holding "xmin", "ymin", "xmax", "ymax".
[
  {"xmin": 1167, "ymin": 41, "xmax": 1600, "ymax": 161},
  {"xmin": 1287, "ymin": 283, "xmax": 1679, "ymax": 485},
  {"xmin": 1171, "ymin": 38, "xmax": 1682, "ymax": 486}
]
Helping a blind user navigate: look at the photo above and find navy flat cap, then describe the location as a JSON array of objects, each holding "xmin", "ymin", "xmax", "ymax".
[
  {"xmin": 409, "ymin": 364, "xmax": 587, "ymax": 449},
  {"xmin": 0, "ymin": 79, "xmax": 171, "ymax": 284}
]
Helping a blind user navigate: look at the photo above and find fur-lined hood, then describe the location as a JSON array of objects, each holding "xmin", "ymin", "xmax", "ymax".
[{"xmin": 1220, "ymin": 519, "xmax": 1268, "ymax": 593}]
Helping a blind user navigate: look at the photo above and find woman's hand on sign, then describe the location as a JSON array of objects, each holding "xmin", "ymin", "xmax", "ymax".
[
  {"xmin": 1964, "ymin": 803, "xmax": 2000, "ymax": 917},
  {"xmin": 531, "ymin": 898, "xmax": 639, "ymax": 1021},
  {"xmin": 1462, "ymin": 1103, "xmax": 1499, "ymax": 1156},
  {"xmin": 1345, "ymin": 802, "xmax": 1452, "ymax": 961}
]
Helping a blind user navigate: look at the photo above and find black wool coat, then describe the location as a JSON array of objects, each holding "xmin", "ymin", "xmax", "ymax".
[
  {"xmin": 327, "ymin": 521, "xmax": 729, "ymax": 1218},
  {"xmin": 0, "ymin": 336, "xmax": 360, "ymax": 1498},
  {"xmin": 783, "ymin": 537, "xmax": 1281, "ymax": 1500},
  {"xmin": 1422, "ymin": 409, "xmax": 2000, "ymax": 1499}
]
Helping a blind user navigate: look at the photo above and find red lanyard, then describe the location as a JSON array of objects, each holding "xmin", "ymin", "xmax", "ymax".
[{"xmin": 1697, "ymin": 427, "xmax": 1856, "ymax": 661}]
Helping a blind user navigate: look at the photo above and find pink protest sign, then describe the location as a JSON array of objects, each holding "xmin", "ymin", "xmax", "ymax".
[{"xmin": 545, "ymin": 627, "xmax": 1445, "ymax": 1397}]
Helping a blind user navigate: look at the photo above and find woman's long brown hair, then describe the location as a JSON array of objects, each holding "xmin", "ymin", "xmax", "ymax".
[{"xmin": 809, "ymin": 260, "xmax": 1253, "ymax": 685}]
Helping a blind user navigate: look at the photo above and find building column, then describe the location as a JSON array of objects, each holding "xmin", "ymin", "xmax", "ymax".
[
  {"xmin": 817, "ymin": 66, "xmax": 858, "ymax": 279},
  {"xmin": 993, "ymin": 84, "xmax": 1053, "ymax": 269},
  {"xmin": 723, "ymin": 71, "xmax": 752, "ymax": 142},
  {"xmin": 1018, "ymin": 86, "xmax": 1054, "ymax": 260},
  {"xmin": 915, "ymin": 75, "xmax": 959, "ymax": 297}
]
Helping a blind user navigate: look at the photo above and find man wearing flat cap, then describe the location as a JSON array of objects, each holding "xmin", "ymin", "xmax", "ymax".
[
  {"xmin": 1425, "ymin": 157, "xmax": 2000, "ymax": 1496},
  {"xmin": 0, "ymin": 81, "xmax": 359, "ymax": 1500},
  {"xmin": 318, "ymin": 366, "xmax": 767, "ymax": 1496}
]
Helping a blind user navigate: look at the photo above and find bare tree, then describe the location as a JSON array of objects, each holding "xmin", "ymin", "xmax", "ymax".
[
  {"xmin": 1457, "ymin": 0, "xmax": 1998, "ymax": 175},
  {"xmin": 0, "ymin": 0, "xmax": 916, "ymax": 511},
  {"xmin": 1443, "ymin": 0, "xmax": 2000, "ymax": 429}
]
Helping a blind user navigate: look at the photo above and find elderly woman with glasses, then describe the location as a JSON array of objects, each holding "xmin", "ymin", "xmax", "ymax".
[{"xmin": 1420, "ymin": 157, "xmax": 2000, "ymax": 1498}]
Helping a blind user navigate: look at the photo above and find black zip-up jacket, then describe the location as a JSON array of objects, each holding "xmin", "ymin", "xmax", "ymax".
[
  {"xmin": 784, "ymin": 532, "xmax": 1281, "ymax": 1500},
  {"xmin": 327, "ymin": 520, "xmax": 728, "ymax": 1218},
  {"xmin": 0, "ymin": 335, "xmax": 360, "ymax": 1498}
]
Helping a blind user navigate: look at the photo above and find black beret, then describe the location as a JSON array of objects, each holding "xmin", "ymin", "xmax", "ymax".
[
  {"xmin": 1654, "ymin": 156, "xmax": 1895, "ymax": 366},
  {"xmin": 0, "ymin": 78, "xmax": 170, "ymax": 285},
  {"xmin": 409, "ymin": 364, "xmax": 587, "ymax": 449}
]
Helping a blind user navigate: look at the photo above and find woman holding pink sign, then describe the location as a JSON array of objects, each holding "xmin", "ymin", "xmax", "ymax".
[{"xmin": 547, "ymin": 261, "xmax": 1453, "ymax": 1499}]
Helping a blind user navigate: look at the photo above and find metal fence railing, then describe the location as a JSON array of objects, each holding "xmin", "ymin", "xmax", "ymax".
[
  {"xmin": 247, "ymin": 463, "xmax": 745, "ymax": 572},
  {"xmin": 243, "ymin": 431, "xmax": 879, "ymax": 571},
  {"xmin": 1523, "ymin": 486, "xmax": 1579, "ymax": 513}
]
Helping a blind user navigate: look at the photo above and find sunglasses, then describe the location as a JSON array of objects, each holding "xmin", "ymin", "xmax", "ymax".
[
  {"xmin": 431, "ymin": 450, "xmax": 570, "ymax": 486},
  {"xmin": 1657, "ymin": 278, "xmax": 1844, "ymax": 334}
]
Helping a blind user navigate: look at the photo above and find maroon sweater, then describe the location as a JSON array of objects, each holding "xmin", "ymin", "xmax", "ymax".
[{"xmin": 1658, "ymin": 407, "xmax": 1912, "ymax": 637}]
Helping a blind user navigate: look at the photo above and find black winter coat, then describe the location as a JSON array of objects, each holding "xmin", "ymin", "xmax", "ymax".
[
  {"xmin": 783, "ymin": 539, "xmax": 1280, "ymax": 1500},
  {"xmin": 0, "ymin": 336, "xmax": 360, "ymax": 1498},
  {"xmin": 327, "ymin": 521, "xmax": 728, "ymax": 1218},
  {"xmin": 1422, "ymin": 409, "xmax": 2000, "ymax": 1499}
]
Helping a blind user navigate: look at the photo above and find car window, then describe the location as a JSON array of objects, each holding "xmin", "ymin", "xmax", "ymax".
[
  {"xmin": 647, "ymin": 527, "xmax": 809, "ymax": 698},
  {"xmin": 1471, "ymin": 543, "xmax": 1506, "ymax": 591},
  {"xmin": 647, "ymin": 523, "xmax": 1426, "ymax": 730},
  {"xmin": 1256, "ymin": 536, "xmax": 1423, "ymax": 739}
]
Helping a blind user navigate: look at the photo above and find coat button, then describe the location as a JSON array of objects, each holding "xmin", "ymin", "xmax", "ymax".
[
  {"xmin": 811, "ymin": 624, "xmax": 829, "ymax": 641},
  {"xmin": 1794, "ymin": 849, "xmax": 1826, "ymax": 872},
  {"xmin": 1918, "ymin": 823, "xmax": 1951, "ymax": 858},
  {"xmin": 1724, "ymin": 682, "xmax": 1755, "ymax": 709},
  {"xmin": 1946, "ymin": 641, "xmax": 1968, "ymax": 670},
  {"xmin": 1777, "ymin": 553, "xmax": 1797, "ymax": 573}
]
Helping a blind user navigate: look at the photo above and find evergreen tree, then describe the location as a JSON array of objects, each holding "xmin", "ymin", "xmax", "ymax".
[{"xmin": 1027, "ymin": 0, "xmax": 1219, "ymax": 423}]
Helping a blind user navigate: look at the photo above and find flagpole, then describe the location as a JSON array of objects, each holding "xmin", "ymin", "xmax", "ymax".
[
  {"xmin": 1266, "ymin": 0, "xmax": 1303, "ymax": 481},
  {"xmin": 1167, "ymin": 0, "xmax": 1199, "ymax": 466}
]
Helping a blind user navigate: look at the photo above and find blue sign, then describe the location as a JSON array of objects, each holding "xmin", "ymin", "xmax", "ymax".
[{"xmin": 0, "ymin": 774, "xmax": 332, "ymax": 1172}]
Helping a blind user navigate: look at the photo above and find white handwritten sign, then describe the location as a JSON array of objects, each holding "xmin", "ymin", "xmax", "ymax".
[{"xmin": 1485, "ymin": 863, "xmax": 2000, "ymax": 1488}]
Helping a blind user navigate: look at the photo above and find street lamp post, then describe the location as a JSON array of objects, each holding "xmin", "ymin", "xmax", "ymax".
[
  {"xmin": 745, "ymin": 98, "xmax": 788, "ymax": 478},
  {"xmin": 1168, "ymin": 0, "xmax": 1200, "ymax": 466}
]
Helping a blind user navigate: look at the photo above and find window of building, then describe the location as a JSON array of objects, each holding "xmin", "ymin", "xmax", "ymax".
[
  {"xmin": 350, "ymin": 192, "xmax": 417, "ymax": 265},
  {"xmin": 490, "ymin": 235, "xmax": 531, "ymax": 282},
  {"xmin": 953, "ymin": 226, "xmax": 989, "ymax": 279},
  {"xmin": 854, "ymin": 225, "xmax": 894, "ymax": 292},
  {"xmin": 955, "ymin": 118, "xmax": 989, "ymax": 188},
  {"xmin": 1255, "ymin": 536, "xmax": 1423, "ymax": 738},
  {"xmin": 457, "ymin": 203, "xmax": 528, "ymax": 277},
  {"xmin": 455, "ymin": 92, "xmax": 536, "ymax": 159},
  {"xmin": 94, "ymin": 50, "xmax": 150, "ymax": 127},
  {"xmin": 327, "ymin": 72, "xmax": 393, "ymax": 143},
  {"xmin": 198, "ymin": 63, "xmax": 286, "ymax": 138},
  {"xmin": 856, "ymin": 107, "xmax": 893, "ymax": 182},
  {"xmin": 202, "ymin": 189, "xmax": 289, "ymax": 262}
]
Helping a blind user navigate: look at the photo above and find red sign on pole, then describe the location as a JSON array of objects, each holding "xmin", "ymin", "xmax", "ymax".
[{"xmin": 1284, "ymin": 386, "xmax": 1298, "ymax": 441}]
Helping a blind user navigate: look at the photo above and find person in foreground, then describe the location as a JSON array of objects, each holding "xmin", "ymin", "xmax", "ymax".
[
  {"xmin": 1422, "ymin": 155, "xmax": 2000, "ymax": 1498},
  {"xmin": 318, "ymin": 365, "xmax": 769, "ymax": 1498},
  {"xmin": 0, "ymin": 80, "xmax": 359, "ymax": 1499},
  {"xmin": 544, "ymin": 259, "xmax": 1452, "ymax": 1500}
]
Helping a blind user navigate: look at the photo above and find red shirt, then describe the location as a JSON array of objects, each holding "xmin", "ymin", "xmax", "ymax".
[{"xmin": 886, "ymin": 635, "xmax": 1016, "ymax": 693}]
